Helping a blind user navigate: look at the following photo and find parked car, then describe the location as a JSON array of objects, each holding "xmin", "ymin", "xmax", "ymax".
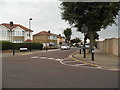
[
  {"xmin": 85, "ymin": 44, "xmax": 90, "ymax": 49},
  {"xmin": 61, "ymin": 45, "xmax": 70, "ymax": 50}
]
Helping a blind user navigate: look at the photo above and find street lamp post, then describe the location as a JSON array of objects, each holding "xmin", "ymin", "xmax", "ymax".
[
  {"xmin": 118, "ymin": 11, "xmax": 120, "ymax": 38},
  {"xmin": 10, "ymin": 21, "xmax": 15, "ymax": 55},
  {"xmin": 81, "ymin": 24, "xmax": 88, "ymax": 58},
  {"xmin": 29, "ymin": 18, "xmax": 32, "ymax": 51}
]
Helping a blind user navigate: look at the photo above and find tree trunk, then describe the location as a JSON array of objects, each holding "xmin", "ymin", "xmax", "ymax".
[{"xmin": 89, "ymin": 31, "xmax": 94, "ymax": 53}]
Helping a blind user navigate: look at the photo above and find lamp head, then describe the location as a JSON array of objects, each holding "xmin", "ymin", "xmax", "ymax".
[{"xmin": 29, "ymin": 18, "xmax": 32, "ymax": 20}]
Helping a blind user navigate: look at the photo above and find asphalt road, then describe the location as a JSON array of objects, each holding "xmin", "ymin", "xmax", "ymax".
[{"xmin": 2, "ymin": 48, "xmax": 118, "ymax": 88}]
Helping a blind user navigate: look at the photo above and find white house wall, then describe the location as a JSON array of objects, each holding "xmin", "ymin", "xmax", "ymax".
[
  {"xmin": 13, "ymin": 26, "xmax": 25, "ymax": 36},
  {"xmin": 13, "ymin": 26, "xmax": 32, "ymax": 41},
  {"xmin": 0, "ymin": 25, "xmax": 33, "ymax": 42},
  {"xmin": 0, "ymin": 25, "xmax": 10, "ymax": 41},
  {"xmin": 24, "ymin": 31, "xmax": 32, "ymax": 41}
]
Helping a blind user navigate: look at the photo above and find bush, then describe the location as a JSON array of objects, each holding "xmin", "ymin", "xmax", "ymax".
[
  {"xmin": 30, "ymin": 43, "xmax": 43, "ymax": 50},
  {"xmin": 0, "ymin": 41, "xmax": 13, "ymax": 50},
  {"xmin": 13, "ymin": 43, "xmax": 43, "ymax": 50},
  {"xmin": 1, "ymin": 41, "xmax": 43, "ymax": 50}
]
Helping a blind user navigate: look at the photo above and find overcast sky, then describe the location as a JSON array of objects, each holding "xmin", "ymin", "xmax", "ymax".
[{"xmin": 0, "ymin": 0, "xmax": 119, "ymax": 41}]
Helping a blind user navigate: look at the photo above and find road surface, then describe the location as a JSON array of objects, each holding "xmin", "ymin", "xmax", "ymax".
[{"xmin": 2, "ymin": 48, "xmax": 118, "ymax": 88}]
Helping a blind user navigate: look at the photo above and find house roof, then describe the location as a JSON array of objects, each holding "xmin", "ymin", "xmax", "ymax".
[
  {"xmin": 0, "ymin": 23, "xmax": 33, "ymax": 32},
  {"xmin": 33, "ymin": 31, "xmax": 65, "ymax": 38},
  {"xmin": 56, "ymin": 35, "xmax": 65, "ymax": 38},
  {"xmin": 33, "ymin": 31, "xmax": 51, "ymax": 36},
  {"xmin": 25, "ymin": 39, "xmax": 33, "ymax": 42}
]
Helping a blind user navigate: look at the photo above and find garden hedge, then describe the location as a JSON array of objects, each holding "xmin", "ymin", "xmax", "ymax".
[
  {"xmin": 0, "ymin": 41, "xmax": 13, "ymax": 50},
  {"xmin": 0, "ymin": 41, "xmax": 43, "ymax": 50}
]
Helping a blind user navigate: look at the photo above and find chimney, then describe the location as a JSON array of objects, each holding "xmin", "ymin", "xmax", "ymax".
[
  {"xmin": 10, "ymin": 21, "xmax": 13, "ymax": 27},
  {"xmin": 48, "ymin": 31, "xmax": 50, "ymax": 33},
  {"xmin": 59, "ymin": 34, "xmax": 61, "ymax": 36}
]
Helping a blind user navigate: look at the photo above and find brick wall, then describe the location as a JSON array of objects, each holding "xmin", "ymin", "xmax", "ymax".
[
  {"xmin": 33, "ymin": 35, "xmax": 57, "ymax": 44},
  {"xmin": 33, "ymin": 35, "xmax": 48, "ymax": 43}
]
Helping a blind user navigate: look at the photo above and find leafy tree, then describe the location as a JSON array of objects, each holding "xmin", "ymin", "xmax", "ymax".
[
  {"xmin": 60, "ymin": 2, "xmax": 120, "ymax": 52},
  {"xmin": 71, "ymin": 37, "xmax": 81, "ymax": 44},
  {"xmin": 63, "ymin": 28, "xmax": 72, "ymax": 43},
  {"xmin": 59, "ymin": 42, "xmax": 62, "ymax": 45}
]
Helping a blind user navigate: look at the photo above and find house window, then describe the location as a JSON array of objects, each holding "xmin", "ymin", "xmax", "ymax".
[
  {"xmin": 53, "ymin": 35, "xmax": 57, "ymax": 40},
  {"xmin": 1, "ymin": 30, "xmax": 7, "ymax": 36},
  {"xmin": 13, "ymin": 30, "xmax": 23, "ymax": 36}
]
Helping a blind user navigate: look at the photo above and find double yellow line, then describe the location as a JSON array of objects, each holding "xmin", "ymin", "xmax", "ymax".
[{"xmin": 69, "ymin": 50, "xmax": 119, "ymax": 71}]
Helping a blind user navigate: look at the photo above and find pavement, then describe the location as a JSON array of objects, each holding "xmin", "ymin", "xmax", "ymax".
[{"xmin": 70, "ymin": 48, "xmax": 119, "ymax": 71}]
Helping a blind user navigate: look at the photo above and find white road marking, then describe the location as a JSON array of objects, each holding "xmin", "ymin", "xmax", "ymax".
[
  {"xmin": 31, "ymin": 56, "xmax": 38, "ymax": 58},
  {"xmin": 63, "ymin": 61, "xmax": 77, "ymax": 62},
  {"xmin": 54, "ymin": 59, "xmax": 63, "ymax": 61},
  {"xmin": 96, "ymin": 67, "xmax": 103, "ymax": 69},
  {"xmin": 74, "ymin": 64, "xmax": 86, "ymax": 66},
  {"xmin": 30, "ymin": 56, "xmax": 117, "ymax": 71},
  {"xmin": 48, "ymin": 58, "xmax": 55, "ymax": 60},
  {"xmin": 60, "ymin": 59, "xmax": 111, "ymax": 70},
  {"xmin": 39, "ymin": 57, "xmax": 47, "ymax": 59}
]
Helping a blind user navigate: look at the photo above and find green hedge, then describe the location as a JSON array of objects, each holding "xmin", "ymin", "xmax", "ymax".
[
  {"xmin": 1, "ymin": 41, "xmax": 43, "ymax": 50},
  {"xmin": 0, "ymin": 41, "xmax": 13, "ymax": 50},
  {"xmin": 29, "ymin": 43, "xmax": 43, "ymax": 50}
]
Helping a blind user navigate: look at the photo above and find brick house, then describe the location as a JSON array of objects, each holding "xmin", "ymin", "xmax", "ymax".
[
  {"xmin": 0, "ymin": 22, "xmax": 33, "ymax": 43},
  {"xmin": 33, "ymin": 31, "xmax": 57, "ymax": 46},
  {"xmin": 56, "ymin": 34, "xmax": 65, "ymax": 45},
  {"xmin": 33, "ymin": 31, "xmax": 65, "ymax": 46}
]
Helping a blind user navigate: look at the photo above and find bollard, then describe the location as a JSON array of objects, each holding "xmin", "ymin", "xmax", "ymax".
[
  {"xmin": 83, "ymin": 47, "xmax": 86, "ymax": 58},
  {"xmin": 91, "ymin": 48, "xmax": 94, "ymax": 61},
  {"xmin": 12, "ymin": 44, "xmax": 15, "ymax": 56},
  {"xmin": 79, "ymin": 48, "xmax": 81, "ymax": 54},
  {"xmin": 13, "ymin": 48, "xmax": 15, "ymax": 56}
]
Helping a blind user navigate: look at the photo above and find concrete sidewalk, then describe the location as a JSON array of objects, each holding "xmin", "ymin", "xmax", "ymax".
[
  {"xmin": 73, "ymin": 49, "xmax": 119, "ymax": 70},
  {"xmin": 2, "ymin": 49, "xmax": 60, "ymax": 57}
]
